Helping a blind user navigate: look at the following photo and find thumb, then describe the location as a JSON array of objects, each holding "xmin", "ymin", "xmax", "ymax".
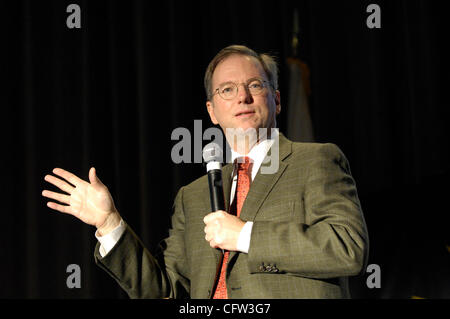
[{"xmin": 89, "ymin": 167, "xmax": 104, "ymax": 187}]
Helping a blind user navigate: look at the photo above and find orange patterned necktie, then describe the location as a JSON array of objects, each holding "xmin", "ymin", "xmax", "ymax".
[{"xmin": 213, "ymin": 156, "xmax": 252, "ymax": 299}]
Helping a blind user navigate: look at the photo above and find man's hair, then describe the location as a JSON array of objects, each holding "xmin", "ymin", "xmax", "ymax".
[{"xmin": 204, "ymin": 45, "xmax": 279, "ymax": 101}]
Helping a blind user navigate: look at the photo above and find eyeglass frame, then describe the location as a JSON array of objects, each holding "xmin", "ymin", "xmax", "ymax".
[{"xmin": 210, "ymin": 77, "xmax": 274, "ymax": 100}]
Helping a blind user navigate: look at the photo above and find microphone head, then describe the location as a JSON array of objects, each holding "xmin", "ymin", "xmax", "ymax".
[{"xmin": 202, "ymin": 142, "xmax": 223, "ymax": 164}]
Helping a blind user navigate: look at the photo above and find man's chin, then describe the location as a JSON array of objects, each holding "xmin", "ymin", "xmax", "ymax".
[
  {"xmin": 224, "ymin": 125, "xmax": 268, "ymax": 140},
  {"xmin": 233, "ymin": 120, "xmax": 262, "ymax": 132}
]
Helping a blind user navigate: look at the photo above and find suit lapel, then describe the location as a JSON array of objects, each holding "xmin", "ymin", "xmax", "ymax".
[
  {"xmin": 222, "ymin": 163, "xmax": 233, "ymax": 212},
  {"xmin": 239, "ymin": 133, "xmax": 292, "ymax": 222}
]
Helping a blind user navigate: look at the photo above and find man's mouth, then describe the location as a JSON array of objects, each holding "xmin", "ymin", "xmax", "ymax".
[{"xmin": 235, "ymin": 110, "xmax": 255, "ymax": 117}]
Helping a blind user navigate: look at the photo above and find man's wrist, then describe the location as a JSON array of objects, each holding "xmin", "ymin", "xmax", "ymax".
[
  {"xmin": 97, "ymin": 211, "xmax": 121, "ymax": 236},
  {"xmin": 96, "ymin": 218, "xmax": 126, "ymax": 257},
  {"xmin": 236, "ymin": 221, "xmax": 253, "ymax": 253}
]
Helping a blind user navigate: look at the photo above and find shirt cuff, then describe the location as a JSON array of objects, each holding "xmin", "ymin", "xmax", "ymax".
[
  {"xmin": 236, "ymin": 221, "xmax": 253, "ymax": 254},
  {"xmin": 95, "ymin": 219, "xmax": 126, "ymax": 257}
]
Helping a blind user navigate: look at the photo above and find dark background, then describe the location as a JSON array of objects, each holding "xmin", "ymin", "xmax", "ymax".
[{"xmin": 1, "ymin": 0, "xmax": 449, "ymax": 298}]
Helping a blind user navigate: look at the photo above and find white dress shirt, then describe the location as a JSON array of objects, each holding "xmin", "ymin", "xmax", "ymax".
[{"xmin": 96, "ymin": 130, "xmax": 277, "ymax": 257}]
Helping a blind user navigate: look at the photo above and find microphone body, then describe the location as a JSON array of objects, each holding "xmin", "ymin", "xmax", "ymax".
[
  {"xmin": 203, "ymin": 143, "xmax": 225, "ymax": 212},
  {"xmin": 207, "ymin": 166, "xmax": 225, "ymax": 212},
  {"xmin": 203, "ymin": 143, "xmax": 226, "ymax": 254}
]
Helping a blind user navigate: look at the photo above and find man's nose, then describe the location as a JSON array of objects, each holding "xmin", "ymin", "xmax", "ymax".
[{"xmin": 237, "ymin": 83, "xmax": 253, "ymax": 104}]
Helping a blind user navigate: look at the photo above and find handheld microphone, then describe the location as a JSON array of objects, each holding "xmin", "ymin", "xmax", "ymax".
[{"xmin": 202, "ymin": 142, "xmax": 225, "ymax": 212}]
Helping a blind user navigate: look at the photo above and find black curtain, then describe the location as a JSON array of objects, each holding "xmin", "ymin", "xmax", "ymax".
[{"xmin": 1, "ymin": 0, "xmax": 449, "ymax": 298}]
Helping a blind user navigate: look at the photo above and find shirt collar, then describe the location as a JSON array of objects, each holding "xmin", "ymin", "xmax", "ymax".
[{"xmin": 230, "ymin": 129, "xmax": 278, "ymax": 177}]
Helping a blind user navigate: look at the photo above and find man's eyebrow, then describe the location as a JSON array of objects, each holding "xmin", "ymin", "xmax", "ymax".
[
  {"xmin": 245, "ymin": 77, "xmax": 260, "ymax": 83},
  {"xmin": 218, "ymin": 80, "xmax": 235, "ymax": 85},
  {"xmin": 218, "ymin": 77, "xmax": 263, "ymax": 85}
]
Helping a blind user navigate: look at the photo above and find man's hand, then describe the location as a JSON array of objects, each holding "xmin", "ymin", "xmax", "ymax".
[
  {"xmin": 42, "ymin": 167, "xmax": 121, "ymax": 236},
  {"xmin": 203, "ymin": 210, "xmax": 245, "ymax": 251}
]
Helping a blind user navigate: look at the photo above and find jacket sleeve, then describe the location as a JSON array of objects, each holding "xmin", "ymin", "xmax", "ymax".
[
  {"xmin": 94, "ymin": 187, "xmax": 190, "ymax": 298},
  {"xmin": 247, "ymin": 143, "xmax": 369, "ymax": 279}
]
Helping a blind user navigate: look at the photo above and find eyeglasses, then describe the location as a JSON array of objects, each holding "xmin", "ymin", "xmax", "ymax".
[{"xmin": 212, "ymin": 78, "xmax": 272, "ymax": 100}]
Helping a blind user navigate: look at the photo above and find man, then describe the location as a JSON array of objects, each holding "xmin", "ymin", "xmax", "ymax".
[{"xmin": 42, "ymin": 45, "xmax": 369, "ymax": 298}]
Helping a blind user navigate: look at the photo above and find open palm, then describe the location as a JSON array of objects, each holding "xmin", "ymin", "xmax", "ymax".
[{"xmin": 42, "ymin": 167, "xmax": 118, "ymax": 229}]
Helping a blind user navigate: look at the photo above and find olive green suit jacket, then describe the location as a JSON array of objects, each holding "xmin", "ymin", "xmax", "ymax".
[{"xmin": 94, "ymin": 133, "xmax": 369, "ymax": 299}]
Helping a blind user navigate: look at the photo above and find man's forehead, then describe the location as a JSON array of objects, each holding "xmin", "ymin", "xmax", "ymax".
[{"xmin": 212, "ymin": 54, "xmax": 266, "ymax": 84}]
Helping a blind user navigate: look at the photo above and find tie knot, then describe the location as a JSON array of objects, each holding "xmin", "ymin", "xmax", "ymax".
[{"xmin": 236, "ymin": 156, "xmax": 251, "ymax": 171}]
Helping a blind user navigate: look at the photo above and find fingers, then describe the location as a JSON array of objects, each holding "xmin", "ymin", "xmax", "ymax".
[
  {"xmin": 203, "ymin": 210, "xmax": 226, "ymax": 224},
  {"xmin": 204, "ymin": 224, "xmax": 217, "ymax": 241},
  {"xmin": 205, "ymin": 230, "xmax": 222, "ymax": 249},
  {"xmin": 204, "ymin": 214, "xmax": 224, "ymax": 249},
  {"xmin": 208, "ymin": 239, "xmax": 220, "ymax": 249},
  {"xmin": 42, "ymin": 190, "xmax": 70, "ymax": 205},
  {"xmin": 46, "ymin": 201, "xmax": 73, "ymax": 215},
  {"xmin": 203, "ymin": 211, "xmax": 226, "ymax": 242},
  {"xmin": 52, "ymin": 168, "xmax": 84, "ymax": 187},
  {"xmin": 44, "ymin": 174, "xmax": 75, "ymax": 194},
  {"xmin": 204, "ymin": 211, "xmax": 244, "ymax": 251}
]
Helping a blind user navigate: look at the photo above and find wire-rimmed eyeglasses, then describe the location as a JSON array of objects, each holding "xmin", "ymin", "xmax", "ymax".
[{"xmin": 211, "ymin": 77, "xmax": 273, "ymax": 100}]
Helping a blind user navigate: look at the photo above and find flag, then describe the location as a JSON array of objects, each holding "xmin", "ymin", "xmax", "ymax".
[
  {"xmin": 286, "ymin": 9, "xmax": 314, "ymax": 142},
  {"xmin": 286, "ymin": 57, "xmax": 314, "ymax": 142}
]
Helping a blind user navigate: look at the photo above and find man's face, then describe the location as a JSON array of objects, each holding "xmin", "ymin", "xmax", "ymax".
[{"xmin": 206, "ymin": 54, "xmax": 281, "ymax": 136}]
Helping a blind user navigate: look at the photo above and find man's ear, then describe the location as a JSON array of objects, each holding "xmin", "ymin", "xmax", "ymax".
[
  {"xmin": 206, "ymin": 101, "xmax": 219, "ymax": 125},
  {"xmin": 275, "ymin": 90, "xmax": 281, "ymax": 115}
]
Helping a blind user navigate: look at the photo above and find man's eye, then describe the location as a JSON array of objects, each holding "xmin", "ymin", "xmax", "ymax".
[
  {"xmin": 221, "ymin": 86, "xmax": 234, "ymax": 94},
  {"xmin": 249, "ymin": 82, "xmax": 262, "ymax": 89}
]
